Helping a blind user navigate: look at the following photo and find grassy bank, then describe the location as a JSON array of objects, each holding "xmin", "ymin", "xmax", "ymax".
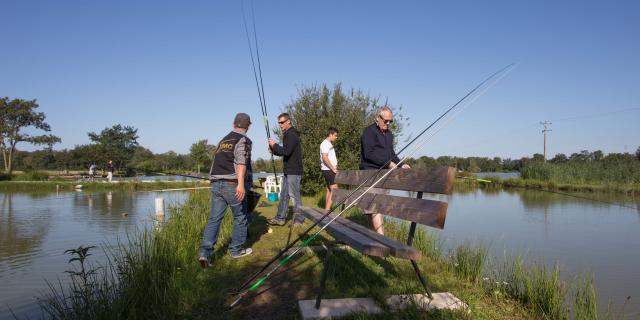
[
  {"xmin": 0, "ymin": 180, "xmax": 206, "ymax": 192},
  {"xmin": 39, "ymin": 190, "xmax": 611, "ymax": 319},
  {"xmin": 512, "ymin": 162, "xmax": 639, "ymax": 195},
  {"xmin": 458, "ymin": 176, "xmax": 640, "ymax": 195}
]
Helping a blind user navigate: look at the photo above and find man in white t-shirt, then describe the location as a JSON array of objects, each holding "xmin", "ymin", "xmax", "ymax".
[{"xmin": 320, "ymin": 127, "xmax": 339, "ymax": 210}]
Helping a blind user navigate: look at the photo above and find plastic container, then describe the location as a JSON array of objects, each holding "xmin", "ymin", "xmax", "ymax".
[{"xmin": 267, "ymin": 192, "xmax": 279, "ymax": 202}]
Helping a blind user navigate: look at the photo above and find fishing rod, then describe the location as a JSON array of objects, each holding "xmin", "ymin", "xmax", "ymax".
[
  {"xmin": 227, "ymin": 64, "xmax": 516, "ymax": 309},
  {"xmin": 175, "ymin": 173, "xmax": 210, "ymax": 180},
  {"xmin": 457, "ymin": 176, "xmax": 639, "ymax": 210},
  {"xmin": 241, "ymin": 0, "xmax": 279, "ymax": 185},
  {"xmin": 231, "ymin": 63, "xmax": 515, "ymax": 295}
]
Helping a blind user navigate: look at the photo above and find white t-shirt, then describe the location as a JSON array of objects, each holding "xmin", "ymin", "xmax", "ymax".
[{"xmin": 320, "ymin": 139, "xmax": 337, "ymax": 171}]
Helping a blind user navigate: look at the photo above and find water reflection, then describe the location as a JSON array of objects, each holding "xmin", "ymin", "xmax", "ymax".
[
  {"xmin": 0, "ymin": 190, "xmax": 189, "ymax": 319},
  {"xmin": 0, "ymin": 193, "xmax": 51, "ymax": 269},
  {"xmin": 440, "ymin": 187, "xmax": 640, "ymax": 318}
]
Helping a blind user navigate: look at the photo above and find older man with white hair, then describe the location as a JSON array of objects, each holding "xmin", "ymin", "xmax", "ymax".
[{"xmin": 359, "ymin": 106, "xmax": 410, "ymax": 235}]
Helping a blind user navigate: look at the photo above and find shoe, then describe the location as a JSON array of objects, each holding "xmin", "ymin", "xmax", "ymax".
[
  {"xmin": 199, "ymin": 256, "xmax": 210, "ymax": 269},
  {"xmin": 231, "ymin": 248, "xmax": 253, "ymax": 258},
  {"xmin": 267, "ymin": 218, "xmax": 285, "ymax": 226}
]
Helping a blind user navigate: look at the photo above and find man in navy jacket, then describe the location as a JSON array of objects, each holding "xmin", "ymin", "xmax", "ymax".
[{"xmin": 360, "ymin": 106, "xmax": 410, "ymax": 235}]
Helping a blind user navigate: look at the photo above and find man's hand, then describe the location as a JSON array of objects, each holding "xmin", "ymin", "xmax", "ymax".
[
  {"xmin": 235, "ymin": 184, "xmax": 246, "ymax": 201},
  {"xmin": 401, "ymin": 164, "xmax": 411, "ymax": 169},
  {"xmin": 268, "ymin": 138, "xmax": 276, "ymax": 147}
]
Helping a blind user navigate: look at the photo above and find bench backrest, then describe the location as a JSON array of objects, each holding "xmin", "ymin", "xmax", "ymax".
[{"xmin": 332, "ymin": 166, "xmax": 456, "ymax": 230}]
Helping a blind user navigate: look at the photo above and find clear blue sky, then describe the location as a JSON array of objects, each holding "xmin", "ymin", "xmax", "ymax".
[{"xmin": 2, "ymin": 0, "xmax": 639, "ymax": 160}]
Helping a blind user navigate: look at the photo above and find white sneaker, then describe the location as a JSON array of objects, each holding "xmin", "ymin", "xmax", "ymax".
[
  {"xmin": 199, "ymin": 256, "xmax": 210, "ymax": 269},
  {"xmin": 231, "ymin": 248, "xmax": 253, "ymax": 258}
]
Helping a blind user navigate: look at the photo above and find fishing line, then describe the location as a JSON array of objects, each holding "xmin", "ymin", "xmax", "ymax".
[
  {"xmin": 241, "ymin": 0, "xmax": 279, "ymax": 183},
  {"xmin": 459, "ymin": 107, "xmax": 640, "ymax": 150},
  {"xmin": 227, "ymin": 64, "xmax": 516, "ymax": 309},
  {"xmin": 8, "ymin": 184, "xmax": 207, "ymax": 203},
  {"xmin": 232, "ymin": 64, "xmax": 516, "ymax": 295}
]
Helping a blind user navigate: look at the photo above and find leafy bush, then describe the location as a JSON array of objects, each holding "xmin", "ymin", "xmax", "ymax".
[{"xmin": 281, "ymin": 83, "xmax": 407, "ymax": 195}]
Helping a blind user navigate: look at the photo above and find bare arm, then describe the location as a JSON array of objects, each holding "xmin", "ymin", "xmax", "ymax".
[{"xmin": 235, "ymin": 164, "xmax": 246, "ymax": 201}]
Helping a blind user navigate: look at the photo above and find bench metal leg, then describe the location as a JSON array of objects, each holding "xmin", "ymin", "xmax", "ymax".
[
  {"xmin": 315, "ymin": 242, "xmax": 335, "ymax": 309},
  {"xmin": 407, "ymin": 220, "xmax": 434, "ymax": 300},
  {"xmin": 411, "ymin": 260, "xmax": 433, "ymax": 300},
  {"xmin": 285, "ymin": 217, "xmax": 294, "ymax": 247}
]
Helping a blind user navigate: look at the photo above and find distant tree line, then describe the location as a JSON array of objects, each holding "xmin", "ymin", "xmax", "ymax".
[
  {"xmin": 406, "ymin": 149, "xmax": 639, "ymax": 173},
  {"xmin": 10, "ymin": 122, "xmax": 287, "ymax": 177}
]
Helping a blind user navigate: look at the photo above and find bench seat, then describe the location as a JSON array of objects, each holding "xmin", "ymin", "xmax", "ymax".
[{"xmin": 299, "ymin": 206, "xmax": 422, "ymax": 261}]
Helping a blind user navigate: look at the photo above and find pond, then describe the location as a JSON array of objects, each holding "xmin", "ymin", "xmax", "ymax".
[
  {"xmin": 2, "ymin": 185, "xmax": 639, "ymax": 318},
  {"xmin": 430, "ymin": 187, "xmax": 640, "ymax": 317},
  {"xmin": 0, "ymin": 190, "xmax": 189, "ymax": 319}
]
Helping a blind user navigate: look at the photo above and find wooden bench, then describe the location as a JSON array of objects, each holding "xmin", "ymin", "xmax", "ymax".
[{"xmin": 299, "ymin": 166, "xmax": 456, "ymax": 309}]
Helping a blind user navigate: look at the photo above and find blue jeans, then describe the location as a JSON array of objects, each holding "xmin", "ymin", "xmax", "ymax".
[
  {"xmin": 199, "ymin": 181, "xmax": 247, "ymax": 257},
  {"xmin": 275, "ymin": 174, "xmax": 304, "ymax": 223}
]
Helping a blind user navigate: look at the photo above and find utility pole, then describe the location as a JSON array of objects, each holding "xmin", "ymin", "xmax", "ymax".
[{"xmin": 540, "ymin": 121, "xmax": 552, "ymax": 161}]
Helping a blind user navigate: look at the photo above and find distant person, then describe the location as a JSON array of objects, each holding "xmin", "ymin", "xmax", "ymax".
[
  {"xmin": 106, "ymin": 160, "xmax": 114, "ymax": 182},
  {"xmin": 89, "ymin": 163, "xmax": 97, "ymax": 182},
  {"xmin": 360, "ymin": 106, "xmax": 410, "ymax": 235},
  {"xmin": 267, "ymin": 113, "xmax": 304, "ymax": 227},
  {"xmin": 320, "ymin": 127, "xmax": 339, "ymax": 210},
  {"xmin": 199, "ymin": 113, "xmax": 253, "ymax": 268}
]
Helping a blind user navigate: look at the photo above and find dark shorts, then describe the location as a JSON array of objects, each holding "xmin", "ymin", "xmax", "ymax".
[{"xmin": 322, "ymin": 170, "xmax": 336, "ymax": 186}]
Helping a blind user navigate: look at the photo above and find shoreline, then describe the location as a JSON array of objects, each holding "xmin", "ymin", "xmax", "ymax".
[
  {"xmin": 460, "ymin": 175, "xmax": 640, "ymax": 196},
  {"xmin": 33, "ymin": 190, "xmax": 605, "ymax": 319}
]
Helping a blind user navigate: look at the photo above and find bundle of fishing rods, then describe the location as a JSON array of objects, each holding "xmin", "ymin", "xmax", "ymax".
[{"xmin": 230, "ymin": 1, "xmax": 518, "ymax": 310}]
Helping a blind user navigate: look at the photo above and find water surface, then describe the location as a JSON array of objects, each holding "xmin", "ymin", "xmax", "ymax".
[
  {"xmin": 431, "ymin": 187, "xmax": 640, "ymax": 317},
  {"xmin": 0, "ymin": 190, "xmax": 188, "ymax": 319}
]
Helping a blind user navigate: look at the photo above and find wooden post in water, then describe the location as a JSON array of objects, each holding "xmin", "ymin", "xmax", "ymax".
[{"xmin": 155, "ymin": 197, "xmax": 165, "ymax": 216}]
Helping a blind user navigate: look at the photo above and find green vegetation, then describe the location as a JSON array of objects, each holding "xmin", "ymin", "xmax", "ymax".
[
  {"xmin": 189, "ymin": 139, "xmax": 215, "ymax": 174},
  {"xmin": 281, "ymin": 83, "xmax": 408, "ymax": 194},
  {"xmin": 38, "ymin": 190, "xmax": 617, "ymax": 319},
  {"xmin": 521, "ymin": 161, "xmax": 640, "ymax": 185},
  {"xmin": 467, "ymin": 176, "xmax": 640, "ymax": 195},
  {"xmin": 1, "ymin": 97, "xmax": 61, "ymax": 175}
]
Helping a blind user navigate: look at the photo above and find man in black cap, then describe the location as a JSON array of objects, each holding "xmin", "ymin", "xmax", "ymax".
[{"xmin": 199, "ymin": 113, "xmax": 253, "ymax": 268}]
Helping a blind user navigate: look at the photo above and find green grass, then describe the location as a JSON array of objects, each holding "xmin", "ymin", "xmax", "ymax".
[
  {"xmin": 521, "ymin": 162, "xmax": 640, "ymax": 185},
  {"xmin": 457, "ymin": 175, "xmax": 640, "ymax": 195},
  {"xmin": 38, "ymin": 189, "xmax": 615, "ymax": 319}
]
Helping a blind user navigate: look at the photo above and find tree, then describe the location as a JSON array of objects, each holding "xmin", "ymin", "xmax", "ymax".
[
  {"xmin": 189, "ymin": 139, "xmax": 215, "ymax": 173},
  {"xmin": 531, "ymin": 153, "xmax": 545, "ymax": 163},
  {"xmin": 550, "ymin": 153, "xmax": 568, "ymax": 163},
  {"xmin": 636, "ymin": 146, "xmax": 640, "ymax": 160},
  {"xmin": 591, "ymin": 150, "xmax": 604, "ymax": 161},
  {"xmin": 280, "ymin": 83, "xmax": 407, "ymax": 194},
  {"xmin": 128, "ymin": 146, "xmax": 156, "ymax": 174},
  {"xmin": 88, "ymin": 124, "xmax": 139, "ymax": 171},
  {"xmin": 0, "ymin": 97, "xmax": 61, "ymax": 174}
]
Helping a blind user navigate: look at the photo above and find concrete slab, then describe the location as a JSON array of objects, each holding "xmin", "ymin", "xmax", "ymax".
[
  {"xmin": 298, "ymin": 298, "xmax": 383, "ymax": 320},
  {"xmin": 386, "ymin": 292, "xmax": 468, "ymax": 312}
]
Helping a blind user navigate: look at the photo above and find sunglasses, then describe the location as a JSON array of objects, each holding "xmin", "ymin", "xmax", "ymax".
[
  {"xmin": 378, "ymin": 115, "xmax": 393, "ymax": 124},
  {"xmin": 278, "ymin": 120, "xmax": 288, "ymax": 125}
]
